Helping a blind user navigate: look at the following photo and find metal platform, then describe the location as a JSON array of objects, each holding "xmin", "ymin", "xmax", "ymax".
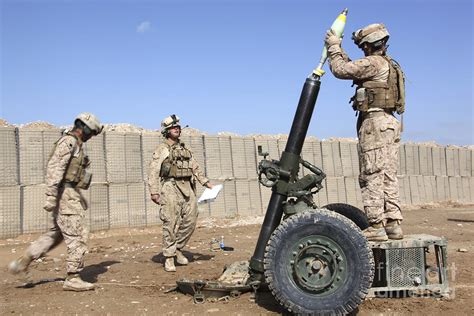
[{"xmin": 368, "ymin": 234, "xmax": 450, "ymax": 298}]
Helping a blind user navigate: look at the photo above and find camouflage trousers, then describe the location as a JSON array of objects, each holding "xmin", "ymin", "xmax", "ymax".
[
  {"xmin": 26, "ymin": 188, "xmax": 88, "ymax": 274},
  {"xmin": 358, "ymin": 112, "xmax": 403, "ymax": 224},
  {"xmin": 159, "ymin": 180, "xmax": 198, "ymax": 257}
]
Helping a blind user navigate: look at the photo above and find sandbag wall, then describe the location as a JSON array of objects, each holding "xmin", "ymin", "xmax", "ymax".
[{"xmin": 1, "ymin": 126, "xmax": 473, "ymax": 239}]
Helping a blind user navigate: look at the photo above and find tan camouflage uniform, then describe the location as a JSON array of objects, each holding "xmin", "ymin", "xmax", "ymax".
[
  {"xmin": 148, "ymin": 141, "xmax": 209, "ymax": 257},
  {"xmin": 25, "ymin": 134, "xmax": 88, "ymax": 274},
  {"xmin": 328, "ymin": 44, "xmax": 403, "ymax": 225}
]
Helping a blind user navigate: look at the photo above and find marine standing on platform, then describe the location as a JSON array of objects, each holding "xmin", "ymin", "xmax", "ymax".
[
  {"xmin": 148, "ymin": 115, "xmax": 213, "ymax": 272},
  {"xmin": 325, "ymin": 24, "xmax": 406, "ymax": 241},
  {"xmin": 9, "ymin": 113, "xmax": 103, "ymax": 291}
]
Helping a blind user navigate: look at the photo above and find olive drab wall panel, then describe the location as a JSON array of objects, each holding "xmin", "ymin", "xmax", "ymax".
[
  {"xmin": 105, "ymin": 133, "xmax": 127, "ymax": 183},
  {"xmin": 84, "ymin": 133, "xmax": 107, "ymax": 183},
  {"xmin": 244, "ymin": 138, "xmax": 258, "ymax": 179},
  {"xmin": 42, "ymin": 130, "xmax": 63, "ymax": 178},
  {"xmin": 321, "ymin": 141, "xmax": 335, "ymax": 177},
  {"xmin": 398, "ymin": 144, "xmax": 406, "ymax": 175},
  {"xmin": 21, "ymin": 184, "xmax": 49, "ymax": 234},
  {"xmin": 17, "ymin": 129, "xmax": 62, "ymax": 185},
  {"xmin": 125, "ymin": 134, "xmax": 143, "ymax": 183},
  {"xmin": 0, "ymin": 126, "xmax": 473, "ymax": 238},
  {"xmin": 204, "ymin": 136, "xmax": 223, "ymax": 179},
  {"xmin": 230, "ymin": 137, "xmax": 258, "ymax": 180},
  {"xmin": 18, "ymin": 130, "xmax": 48, "ymax": 185},
  {"xmin": 0, "ymin": 186, "xmax": 21, "ymax": 238},
  {"xmin": 127, "ymin": 182, "xmax": 147, "ymax": 227},
  {"xmin": 340, "ymin": 141, "xmax": 355, "ymax": 177},
  {"xmin": 0, "ymin": 127, "xmax": 19, "ymax": 186},
  {"xmin": 185, "ymin": 136, "xmax": 207, "ymax": 175},
  {"xmin": 82, "ymin": 183, "xmax": 109, "ymax": 231},
  {"xmin": 446, "ymin": 147, "xmax": 457, "ymax": 177},
  {"xmin": 300, "ymin": 140, "xmax": 316, "ymax": 176},
  {"xmin": 141, "ymin": 132, "xmax": 162, "ymax": 181},
  {"xmin": 108, "ymin": 183, "xmax": 129, "ymax": 228},
  {"xmin": 230, "ymin": 137, "xmax": 248, "ymax": 179},
  {"xmin": 105, "ymin": 132, "xmax": 144, "ymax": 184}
]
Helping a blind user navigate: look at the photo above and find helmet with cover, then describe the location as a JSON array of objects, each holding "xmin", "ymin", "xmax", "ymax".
[
  {"xmin": 75, "ymin": 113, "xmax": 103, "ymax": 140},
  {"xmin": 161, "ymin": 114, "xmax": 181, "ymax": 137},
  {"xmin": 352, "ymin": 23, "xmax": 389, "ymax": 48}
]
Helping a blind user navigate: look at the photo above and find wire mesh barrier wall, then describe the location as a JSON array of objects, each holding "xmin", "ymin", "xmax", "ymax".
[
  {"xmin": 84, "ymin": 133, "xmax": 107, "ymax": 183},
  {"xmin": 21, "ymin": 184, "xmax": 48, "ymax": 234},
  {"xmin": 105, "ymin": 133, "xmax": 128, "ymax": 183},
  {"xmin": 0, "ymin": 127, "xmax": 19, "ymax": 186},
  {"xmin": 141, "ymin": 132, "xmax": 162, "ymax": 181},
  {"xmin": 0, "ymin": 127, "xmax": 473, "ymax": 238},
  {"xmin": 83, "ymin": 183, "xmax": 109, "ymax": 231},
  {"xmin": 0, "ymin": 186, "xmax": 21, "ymax": 237},
  {"xmin": 19, "ymin": 130, "xmax": 47, "ymax": 185}
]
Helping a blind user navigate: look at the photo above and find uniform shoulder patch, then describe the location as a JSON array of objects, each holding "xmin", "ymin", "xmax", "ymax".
[
  {"xmin": 152, "ymin": 143, "xmax": 170, "ymax": 159},
  {"xmin": 58, "ymin": 135, "xmax": 77, "ymax": 149},
  {"xmin": 157, "ymin": 142, "xmax": 169, "ymax": 151},
  {"xmin": 52, "ymin": 135, "xmax": 77, "ymax": 157},
  {"xmin": 353, "ymin": 58, "xmax": 372, "ymax": 68}
]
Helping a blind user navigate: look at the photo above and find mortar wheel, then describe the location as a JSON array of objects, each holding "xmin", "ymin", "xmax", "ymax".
[
  {"xmin": 264, "ymin": 208, "xmax": 374, "ymax": 315},
  {"xmin": 323, "ymin": 203, "xmax": 369, "ymax": 230}
]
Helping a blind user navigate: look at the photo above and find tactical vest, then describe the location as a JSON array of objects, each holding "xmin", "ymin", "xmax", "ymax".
[
  {"xmin": 352, "ymin": 55, "xmax": 405, "ymax": 114},
  {"xmin": 48, "ymin": 133, "xmax": 92, "ymax": 189},
  {"xmin": 160, "ymin": 142, "xmax": 194, "ymax": 179}
]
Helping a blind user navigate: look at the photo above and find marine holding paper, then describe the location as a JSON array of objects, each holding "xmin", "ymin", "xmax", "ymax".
[{"xmin": 148, "ymin": 114, "xmax": 214, "ymax": 272}]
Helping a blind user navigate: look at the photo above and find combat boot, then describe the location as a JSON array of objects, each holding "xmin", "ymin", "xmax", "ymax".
[
  {"xmin": 176, "ymin": 250, "xmax": 189, "ymax": 265},
  {"xmin": 362, "ymin": 222, "xmax": 388, "ymax": 241},
  {"xmin": 164, "ymin": 257, "xmax": 176, "ymax": 272},
  {"xmin": 63, "ymin": 274, "xmax": 95, "ymax": 292},
  {"xmin": 385, "ymin": 220, "xmax": 403, "ymax": 240},
  {"xmin": 8, "ymin": 255, "xmax": 33, "ymax": 274}
]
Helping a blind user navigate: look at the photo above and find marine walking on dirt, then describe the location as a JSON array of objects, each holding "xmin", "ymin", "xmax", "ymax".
[
  {"xmin": 148, "ymin": 115, "xmax": 214, "ymax": 272},
  {"xmin": 325, "ymin": 23, "xmax": 406, "ymax": 241},
  {"xmin": 8, "ymin": 113, "xmax": 103, "ymax": 291}
]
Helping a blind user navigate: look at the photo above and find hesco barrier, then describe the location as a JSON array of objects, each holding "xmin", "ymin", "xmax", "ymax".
[{"xmin": 0, "ymin": 126, "xmax": 473, "ymax": 238}]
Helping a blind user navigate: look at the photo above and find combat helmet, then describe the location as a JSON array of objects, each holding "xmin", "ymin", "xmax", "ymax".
[
  {"xmin": 75, "ymin": 113, "xmax": 103, "ymax": 136},
  {"xmin": 161, "ymin": 114, "xmax": 181, "ymax": 136},
  {"xmin": 352, "ymin": 23, "xmax": 389, "ymax": 48}
]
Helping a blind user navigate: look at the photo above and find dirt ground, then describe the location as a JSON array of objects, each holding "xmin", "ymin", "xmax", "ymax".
[{"xmin": 1, "ymin": 206, "xmax": 473, "ymax": 315}]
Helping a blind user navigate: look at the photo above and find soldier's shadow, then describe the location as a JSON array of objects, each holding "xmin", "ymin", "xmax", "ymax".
[
  {"xmin": 151, "ymin": 251, "xmax": 214, "ymax": 265},
  {"xmin": 16, "ymin": 277, "xmax": 65, "ymax": 289},
  {"xmin": 81, "ymin": 260, "xmax": 121, "ymax": 283},
  {"xmin": 15, "ymin": 260, "xmax": 120, "ymax": 288}
]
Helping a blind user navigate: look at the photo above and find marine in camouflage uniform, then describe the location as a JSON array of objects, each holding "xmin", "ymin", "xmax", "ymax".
[
  {"xmin": 148, "ymin": 115, "xmax": 213, "ymax": 272},
  {"xmin": 325, "ymin": 24, "xmax": 405, "ymax": 241},
  {"xmin": 9, "ymin": 113, "xmax": 103, "ymax": 291}
]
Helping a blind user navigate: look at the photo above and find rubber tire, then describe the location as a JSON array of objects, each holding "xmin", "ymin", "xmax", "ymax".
[
  {"xmin": 323, "ymin": 203, "xmax": 369, "ymax": 231},
  {"xmin": 264, "ymin": 208, "xmax": 374, "ymax": 315}
]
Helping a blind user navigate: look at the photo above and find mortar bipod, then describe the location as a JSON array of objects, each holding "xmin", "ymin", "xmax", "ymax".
[{"xmin": 176, "ymin": 279, "xmax": 252, "ymax": 304}]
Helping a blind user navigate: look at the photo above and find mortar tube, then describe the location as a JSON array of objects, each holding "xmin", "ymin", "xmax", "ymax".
[{"xmin": 249, "ymin": 75, "xmax": 321, "ymax": 274}]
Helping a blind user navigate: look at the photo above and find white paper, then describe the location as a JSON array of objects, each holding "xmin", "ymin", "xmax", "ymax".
[{"xmin": 198, "ymin": 184, "xmax": 223, "ymax": 203}]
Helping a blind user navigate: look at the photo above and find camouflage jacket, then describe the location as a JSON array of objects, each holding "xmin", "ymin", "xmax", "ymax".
[
  {"xmin": 45, "ymin": 134, "xmax": 82, "ymax": 198},
  {"xmin": 148, "ymin": 140, "xmax": 209, "ymax": 195},
  {"xmin": 327, "ymin": 44, "xmax": 389, "ymax": 83}
]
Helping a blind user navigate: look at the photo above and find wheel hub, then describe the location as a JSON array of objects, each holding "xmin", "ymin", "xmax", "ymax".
[{"xmin": 288, "ymin": 236, "xmax": 348, "ymax": 295}]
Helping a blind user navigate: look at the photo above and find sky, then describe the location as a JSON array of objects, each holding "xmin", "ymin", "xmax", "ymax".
[{"xmin": 1, "ymin": 0, "xmax": 473, "ymax": 145}]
